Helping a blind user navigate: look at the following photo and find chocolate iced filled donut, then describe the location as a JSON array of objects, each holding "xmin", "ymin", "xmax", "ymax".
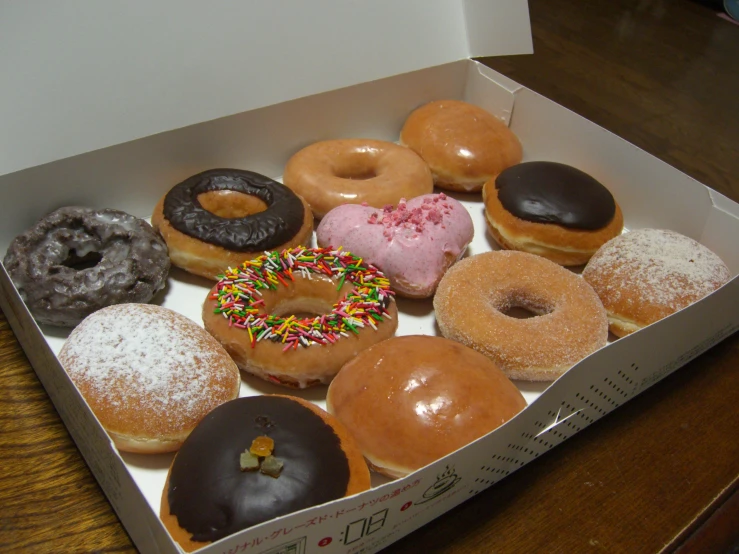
[
  {"xmin": 160, "ymin": 395, "xmax": 371, "ymax": 552},
  {"xmin": 152, "ymin": 169, "xmax": 313, "ymax": 279},
  {"xmin": 3, "ymin": 206, "xmax": 170, "ymax": 327},
  {"xmin": 483, "ymin": 161, "xmax": 624, "ymax": 265}
]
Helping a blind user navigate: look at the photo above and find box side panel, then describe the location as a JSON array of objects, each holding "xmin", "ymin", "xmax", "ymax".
[
  {"xmin": 463, "ymin": 0, "xmax": 533, "ymax": 56},
  {"xmin": 0, "ymin": 0, "xmax": 500, "ymax": 176},
  {"xmin": 0, "ymin": 269, "xmax": 179, "ymax": 553},
  {"xmin": 0, "ymin": 61, "xmax": 470, "ymax": 251}
]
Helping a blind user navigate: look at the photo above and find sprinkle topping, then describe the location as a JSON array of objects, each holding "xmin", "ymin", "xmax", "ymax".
[{"xmin": 212, "ymin": 246, "xmax": 395, "ymax": 350}]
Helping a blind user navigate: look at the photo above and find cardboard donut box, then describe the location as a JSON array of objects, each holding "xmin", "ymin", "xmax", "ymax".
[{"xmin": 1, "ymin": 2, "xmax": 738, "ymax": 553}]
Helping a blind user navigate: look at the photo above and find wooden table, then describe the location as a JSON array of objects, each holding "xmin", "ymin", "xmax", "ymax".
[{"xmin": 2, "ymin": 0, "xmax": 738, "ymax": 552}]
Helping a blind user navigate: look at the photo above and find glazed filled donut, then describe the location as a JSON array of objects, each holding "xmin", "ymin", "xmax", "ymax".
[
  {"xmin": 434, "ymin": 251, "xmax": 608, "ymax": 381},
  {"xmin": 582, "ymin": 228, "xmax": 731, "ymax": 337},
  {"xmin": 160, "ymin": 395, "xmax": 371, "ymax": 552},
  {"xmin": 202, "ymin": 246, "xmax": 398, "ymax": 388},
  {"xmin": 282, "ymin": 139, "xmax": 433, "ymax": 218},
  {"xmin": 326, "ymin": 335, "xmax": 527, "ymax": 479},
  {"xmin": 151, "ymin": 169, "xmax": 313, "ymax": 280},
  {"xmin": 58, "ymin": 304, "xmax": 240, "ymax": 454},
  {"xmin": 400, "ymin": 99, "xmax": 522, "ymax": 192},
  {"xmin": 483, "ymin": 161, "xmax": 624, "ymax": 266},
  {"xmin": 3, "ymin": 206, "xmax": 170, "ymax": 327},
  {"xmin": 316, "ymin": 193, "xmax": 474, "ymax": 298}
]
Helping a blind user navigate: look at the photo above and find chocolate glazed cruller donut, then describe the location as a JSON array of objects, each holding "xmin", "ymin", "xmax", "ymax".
[
  {"xmin": 151, "ymin": 169, "xmax": 313, "ymax": 279},
  {"xmin": 3, "ymin": 206, "xmax": 170, "ymax": 327}
]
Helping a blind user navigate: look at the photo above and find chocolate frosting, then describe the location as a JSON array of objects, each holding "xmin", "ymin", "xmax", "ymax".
[
  {"xmin": 167, "ymin": 396, "xmax": 350, "ymax": 542},
  {"xmin": 162, "ymin": 169, "xmax": 305, "ymax": 251},
  {"xmin": 495, "ymin": 162, "xmax": 616, "ymax": 229}
]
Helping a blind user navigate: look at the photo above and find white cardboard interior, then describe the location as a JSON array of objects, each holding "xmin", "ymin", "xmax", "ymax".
[
  {"xmin": 1, "ymin": 59, "xmax": 738, "ymax": 554},
  {"xmin": 0, "ymin": 0, "xmax": 532, "ymax": 177}
]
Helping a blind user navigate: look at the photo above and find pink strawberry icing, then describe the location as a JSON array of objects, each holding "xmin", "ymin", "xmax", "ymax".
[{"xmin": 316, "ymin": 193, "xmax": 474, "ymax": 298}]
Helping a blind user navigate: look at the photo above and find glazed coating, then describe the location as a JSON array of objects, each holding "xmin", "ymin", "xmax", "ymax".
[
  {"xmin": 160, "ymin": 395, "xmax": 371, "ymax": 552},
  {"xmin": 202, "ymin": 248, "xmax": 398, "ymax": 388},
  {"xmin": 326, "ymin": 335, "xmax": 527, "ymax": 479},
  {"xmin": 400, "ymin": 100, "xmax": 522, "ymax": 192},
  {"xmin": 582, "ymin": 228, "xmax": 731, "ymax": 337},
  {"xmin": 482, "ymin": 162, "xmax": 624, "ymax": 266},
  {"xmin": 3, "ymin": 206, "xmax": 170, "ymax": 327},
  {"xmin": 152, "ymin": 169, "xmax": 313, "ymax": 280},
  {"xmin": 282, "ymin": 139, "xmax": 433, "ymax": 218},
  {"xmin": 434, "ymin": 251, "xmax": 608, "ymax": 381},
  {"xmin": 58, "ymin": 304, "xmax": 240, "ymax": 454},
  {"xmin": 316, "ymin": 194, "xmax": 474, "ymax": 298}
]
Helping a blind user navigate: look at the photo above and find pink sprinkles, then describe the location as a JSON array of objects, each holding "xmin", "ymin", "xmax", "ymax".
[
  {"xmin": 211, "ymin": 247, "xmax": 395, "ymax": 350},
  {"xmin": 366, "ymin": 194, "xmax": 452, "ymax": 239}
]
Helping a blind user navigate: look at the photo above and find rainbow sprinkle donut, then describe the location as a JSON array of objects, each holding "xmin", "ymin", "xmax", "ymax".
[{"xmin": 203, "ymin": 247, "xmax": 398, "ymax": 388}]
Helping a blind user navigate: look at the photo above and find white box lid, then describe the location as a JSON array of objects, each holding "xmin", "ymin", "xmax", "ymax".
[{"xmin": 0, "ymin": 0, "xmax": 532, "ymax": 176}]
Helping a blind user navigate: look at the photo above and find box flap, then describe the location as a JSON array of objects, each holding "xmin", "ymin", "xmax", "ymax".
[{"xmin": 0, "ymin": 0, "xmax": 531, "ymax": 177}]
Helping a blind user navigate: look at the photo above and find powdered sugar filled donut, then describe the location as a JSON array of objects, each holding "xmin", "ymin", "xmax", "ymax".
[{"xmin": 59, "ymin": 304, "xmax": 241, "ymax": 454}]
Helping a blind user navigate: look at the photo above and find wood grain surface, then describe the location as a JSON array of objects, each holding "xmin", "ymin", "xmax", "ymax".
[{"xmin": 1, "ymin": 0, "xmax": 738, "ymax": 552}]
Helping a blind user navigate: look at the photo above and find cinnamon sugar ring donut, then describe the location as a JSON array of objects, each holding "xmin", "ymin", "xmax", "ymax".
[
  {"xmin": 582, "ymin": 228, "xmax": 731, "ymax": 337},
  {"xmin": 202, "ymin": 247, "xmax": 398, "ymax": 388},
  {"xmin": 160, "ymin": 395, "xmax": 371, "ymax": 552},
  {"xmin": 400, "ymin": 100, "xmax": 522, "ymax": 193},
  {"xmin": 483, "ymin": 162, "xmax": 624, "ymax": 266},
  {"xmin": 434, "ymin": 251, "xmax": 608, "ymax": 381},
  {"xmin": 282, "ymin": 139, "xmax": 433, "ymax": 218},
  {"xmin": 152, "ymin": 169, "xmax": 312, "ymax": 280}
]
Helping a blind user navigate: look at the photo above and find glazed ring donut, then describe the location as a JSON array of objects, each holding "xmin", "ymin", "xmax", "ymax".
[
  {"xmin": 582, "ymin": 228, "xmax": 731, "ymax": 337},
  {"xmin": 151, "ymin": 168, "xmax": 313, "ymax": 280},
  {"xmin": 282, "ymin": 139, "xmax": 433, "ymax": 218},
  {"xmin": 3, "ymin": 206, "xmax": 170, "ymax": 327},
  {"xmin": 483, "ymin": 161, "xmax": 624, "ymax": 266},
  {"xmin": 434, "ymin": 251, "xmax": 608, "ymax": 381},
  {"xmin": 400, "ymin": 99, "xmax": 522, "ymax": 192},
  {"xmin": 58, "ymin": 304, "xmax": 241, "ymax": 454},
  {"xmin": 160, "ymin": 395, "xmax": 371, "ymax": 552},
  {"xmin": 202, "ymin": 246, "xmax": 398, "ymax": 388}
]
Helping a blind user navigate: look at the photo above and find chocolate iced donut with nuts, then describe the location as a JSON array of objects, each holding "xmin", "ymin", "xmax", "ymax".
[
  {"xmin": 151, "ymin": 169, "xmax": 313, "ymax": 279},
  {"xmin": 3, "ymin": 206, "xmax": 170, "ymax": 327},
  {"xmin": 160, "ymin": 395, "xmax": 371, "ymax": 552}
]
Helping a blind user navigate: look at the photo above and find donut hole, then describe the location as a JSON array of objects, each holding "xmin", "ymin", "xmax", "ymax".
[
  {"xmin": 332, "ymin": 152, "xmax": 379, "ymax": 181},
  {"xmin": 262, "ymin": 275, "xmax": 344, "ymax": 320},
  {"xmin": 496, "ymin": 292, "xmax": 554, "ymax": 320},
  {"xmin": 197, "ymin": 190, "xmax": 268, "ymax": 219},
  {"xmin": 60, "ymin": 249, "xmax": 103, "ymax": 271}
]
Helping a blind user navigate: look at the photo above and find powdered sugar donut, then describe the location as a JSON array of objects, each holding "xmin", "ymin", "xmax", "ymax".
[
  {"xmin": 316, "ymin": 194, "xmax": 474, "ymax": 298},
  {"xmin": 582, "ymin": 229, "xmax": 731, "ymax": 337},
  {"xmin": 59, "ymin": 304, "xmax": 240, "ymax": 454}
]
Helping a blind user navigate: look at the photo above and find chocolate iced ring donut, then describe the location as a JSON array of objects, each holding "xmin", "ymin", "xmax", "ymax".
[
  {"xmin": 151, "ymin": 169, "xmax": 313, "ymax": 279},
  {"xmin": 3, "ymin": 206, "xmax": 170, "ymax": 327}
]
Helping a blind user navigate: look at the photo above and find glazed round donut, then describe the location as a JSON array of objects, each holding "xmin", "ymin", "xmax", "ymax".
[
  {"xmin": 400, "ymin": 99, "xmax": 522, "ymax": 192},
  {"xmin": 58, "ymin": 304, "xmax": 241, "ymax": 454},
  {"xmin": 316, "ymin": 193, "xmax": 474, "ymax": 298},
  {"xmin": 327, "ymin": 335, "xmax": 527, "ymax": 479},
  {"xmin": 3, "ymin": 206, "xmax": 170, "ymax": 327},
  {"xmin": 582, "ymin": 228, "xmax": 731, "ymax": 337},
  {"xmin": 483, "ymin": 161, "xmax": 624, "ymax": 266},
  {"xmin": 151, "ymin": 168, "xmax": 313, "ymax": 280},
  {"xmin": 434, "ymin": 251, "xmax": 608, "ymax": 381},
  {"xmin": 160, "ymin": 395, "xmax": 371, "ymax": 552},
  {"xmin": 282, "ymin": 139, "xmax": 433, "ymax": 218},
  {"xmin": 202, "ymin": 246, "xmax": 398, "ymax": 388}
]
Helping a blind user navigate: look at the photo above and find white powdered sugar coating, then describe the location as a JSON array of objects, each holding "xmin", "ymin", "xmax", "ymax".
[
  {"xmin": 59, "ymin": 303, "xmax": 238, "ymax": 438},
  {"xmin": 583, "ymin": 228, "xmax": 731, "ymax": 315}
]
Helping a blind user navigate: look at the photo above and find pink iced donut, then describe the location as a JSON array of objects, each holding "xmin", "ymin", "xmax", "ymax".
[{"xmin": 316, "ymin": 194, "xmax": 474, "ymax": 298}]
